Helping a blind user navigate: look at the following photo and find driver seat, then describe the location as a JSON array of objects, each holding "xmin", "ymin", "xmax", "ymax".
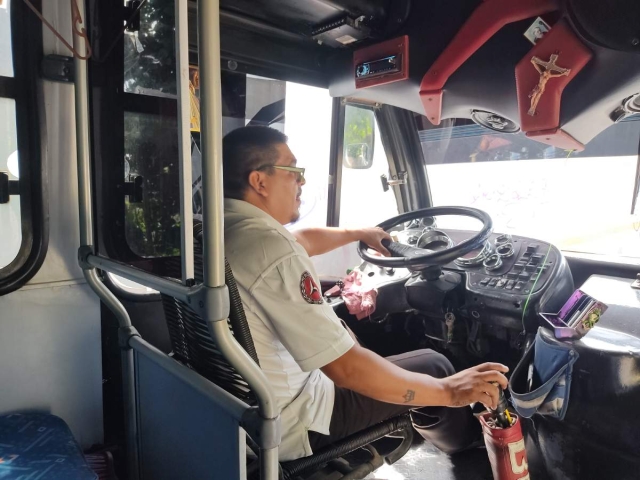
[{"xmin": 161, "ymin": 221, "xmax": 413, "ymax": 479}]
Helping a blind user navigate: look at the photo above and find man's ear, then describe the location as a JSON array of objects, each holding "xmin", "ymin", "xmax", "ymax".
[{"xmin": 247, "ymin": 171, "xmax": 269, "ymax": 198}]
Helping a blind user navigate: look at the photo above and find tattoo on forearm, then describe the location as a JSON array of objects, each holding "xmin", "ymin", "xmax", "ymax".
[{"xmin": 403, "ymin": 389, "xmax": 415, "ymax": 403}]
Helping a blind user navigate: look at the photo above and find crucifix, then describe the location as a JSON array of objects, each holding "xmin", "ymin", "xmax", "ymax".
[{"xmin": 527, "ymin": 54, "xmax": 571, "ymax": 116}]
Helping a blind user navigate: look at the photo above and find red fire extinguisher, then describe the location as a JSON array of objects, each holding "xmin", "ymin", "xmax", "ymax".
[{"xmin": 479, "ymin": 389, "xmax": 530, "ymax": 480}]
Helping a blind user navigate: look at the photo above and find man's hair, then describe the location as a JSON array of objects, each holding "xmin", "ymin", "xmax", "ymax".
[{"xmin": 222, "ymin": 126, "xmax": 288, "ymax": 200}]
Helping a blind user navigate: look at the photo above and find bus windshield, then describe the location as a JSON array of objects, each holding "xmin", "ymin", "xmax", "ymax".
[{"xmin": 416, "ymin": 115, "xmax": 640, "ymax": 261}]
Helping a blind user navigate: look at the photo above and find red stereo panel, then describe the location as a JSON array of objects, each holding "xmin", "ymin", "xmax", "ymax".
[
  {"xmin": 354, "ymin": 35, "xmax": 409, "ymax": 89},
  {"xmin": 419, "ymin": 0, "xmax": 557, "ymax": 125}
]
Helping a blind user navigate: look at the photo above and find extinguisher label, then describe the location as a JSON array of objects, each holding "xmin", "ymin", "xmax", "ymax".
[{"xmin": 508, "ymin": 438, "xmax": 529, "ymax": 476}]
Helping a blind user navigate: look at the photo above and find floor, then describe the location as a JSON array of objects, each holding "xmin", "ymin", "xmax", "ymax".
[
  {"xmin": 363, "ymin": 439, "xmax": 493, "ymax": 480},
  {"xmin": 307, "ymin": 436, "xmax": 494, "ymax": 480}
]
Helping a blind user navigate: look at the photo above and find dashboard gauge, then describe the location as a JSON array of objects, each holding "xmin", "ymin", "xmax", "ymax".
[{"xmin": 455, "ymin": 241, "xmax": 493, "ymax": 267}]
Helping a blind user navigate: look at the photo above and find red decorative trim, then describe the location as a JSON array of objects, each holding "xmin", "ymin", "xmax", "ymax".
[
  {"xmin": 354, "ymin": 36, "xmax": 410, "ymax": 89},
  {"xmin": 526, "ymin": 128, "xmax": 585, "ymax": 151},
  {"xmin": 515, "ymin": 21, "xmax": 592, "ymax": 134},
  {"xmin": 419, "ymin": 0, "xmax": 557, "ymax": 124}
]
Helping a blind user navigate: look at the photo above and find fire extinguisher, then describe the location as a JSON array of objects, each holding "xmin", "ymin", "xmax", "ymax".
[{"xmin": 480, "ymin": 389, "xmax": 530, "ymax": 480}]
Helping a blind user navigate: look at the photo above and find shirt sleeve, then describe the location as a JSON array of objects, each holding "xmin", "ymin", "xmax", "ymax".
[{"xmin": 250, "ymin": 254, "xmax": 355, "ymax": 372}]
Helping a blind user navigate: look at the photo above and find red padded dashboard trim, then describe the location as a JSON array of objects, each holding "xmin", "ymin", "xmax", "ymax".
[
  {"xmin": 419, "ymin": 0, "xmax": 557, "ymax": 125},
  {"xmin": 526, "ymin": 128, "xmax": 585, "ymax": 151},
  {"xmin": 515, "ymin": 21, "xmax": 592, "ymax": 138}
]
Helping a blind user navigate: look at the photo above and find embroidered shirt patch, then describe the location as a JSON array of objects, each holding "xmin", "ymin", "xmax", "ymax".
[{"xmin": 300, "ymin": 271, "xmax": 323, "ymax": 304}]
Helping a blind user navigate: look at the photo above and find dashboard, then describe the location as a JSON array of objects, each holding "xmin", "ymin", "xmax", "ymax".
[{"xmin": 327, "ymin": 227, "xmax": 574, "ymax": 332}]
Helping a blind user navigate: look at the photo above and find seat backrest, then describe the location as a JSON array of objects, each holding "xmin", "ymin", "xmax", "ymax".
[{"xmin": 161, "ymin": 221, "xmax": 259, "ymax": 405}]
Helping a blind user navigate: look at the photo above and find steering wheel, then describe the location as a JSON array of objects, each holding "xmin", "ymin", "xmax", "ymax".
[{"xmin": 358, "ymin": 207, "xmax": 493, "ymax": 269}]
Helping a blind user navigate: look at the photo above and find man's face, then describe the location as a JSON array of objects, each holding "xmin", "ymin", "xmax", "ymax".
[{"xmin": 265, "ymin": 143, "xmax": 306, "ymax": 224}]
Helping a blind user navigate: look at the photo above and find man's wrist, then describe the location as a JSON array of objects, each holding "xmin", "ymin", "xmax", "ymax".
[
  {"xmin": 344, "ymin": 228, "xmax": 361, "ymax": 243},
  {"xmin": 433, "ymin": 377, "xmax": 452, "ymax": 406}
]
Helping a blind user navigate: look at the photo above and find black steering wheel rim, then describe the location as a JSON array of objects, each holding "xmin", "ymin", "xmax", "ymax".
[{"xmin": 358, "ymin": 206, "xmax": 493, "ymax": 268}]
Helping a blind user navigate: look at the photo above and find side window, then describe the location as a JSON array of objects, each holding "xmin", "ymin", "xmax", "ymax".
[
  {"xmin": 284, "ymin": 82, "xmax": 333, "ymax": 230},
  {"xmin": 122, "ymin": 64, "xmax": 331, "ymax": 257},
  {"xmin": 0, "ymin": 1, "xmax": 20, "ymax": 270},
  {"xmin": 0, "ymin": 98, "xmax": 20, "ymax": 269},
  {"xmin": 116, "ymin": 0, "xmax": 333, "ymax": 275},
  {"xmin": 0, "ymin": 0, "xmax": 46, "ymax": 293},
  {"xmin": 339, "ymin": 105, "xmax": 398, "ymax": 228}
]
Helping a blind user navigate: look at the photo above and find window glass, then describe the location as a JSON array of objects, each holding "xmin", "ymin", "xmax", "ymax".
[
  {"xmin": 284, "ymin": 82, "xmax": 333, "ymax": 230},
  {"xmin": 418, "ymin": 115, "xmax": 640, "ymax": 259},
  {"xmin": 124, "ymin": 0, "xmax": 176, "ymax": 97},
  {"xmin": 125, "ymin": 70, "xmax": 291, "ymax": 257},
  {"xmin": 0, "ymin": 97, "xmax": 21, "ymax": 268},
  {"xmin": 124, "ymin": 111, "xmax": 181, "ymax": 257},
  {"xmin": 339, "ymin": 106, "xmax": 398, "ymax": 228},
  {"xmin": 0, "ymin": 0, "xmax": 12, "ymax": 78}
]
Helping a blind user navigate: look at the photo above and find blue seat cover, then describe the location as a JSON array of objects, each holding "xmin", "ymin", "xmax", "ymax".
[{"xmin": 0, "ymin": 413, "xmax": 97, "ymax": 480}]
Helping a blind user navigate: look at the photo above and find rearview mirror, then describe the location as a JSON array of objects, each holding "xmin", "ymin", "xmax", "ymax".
[{"xmin": 343, "ymin": 105, "xmax": 375, "ymax": 169}]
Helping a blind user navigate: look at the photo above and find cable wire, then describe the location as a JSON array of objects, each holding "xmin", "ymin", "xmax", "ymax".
[
  {"xmin": 520, "ymin": 243, "xmax": 553, "ymax": 332},
  {"xmin": 21, "ymin": 0, "xmax": 92, "ymax": 60}
]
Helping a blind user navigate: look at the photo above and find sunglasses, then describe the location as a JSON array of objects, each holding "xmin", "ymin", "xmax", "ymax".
[{"xmin": 257, "ymin": 164, "xmax": 306, "ymax": 182}]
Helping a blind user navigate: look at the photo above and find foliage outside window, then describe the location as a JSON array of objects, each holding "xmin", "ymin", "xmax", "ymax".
[
  {"xmin": 124, "ymin": 0, "xmax": 177, "ymax": 97},
  {"xmin": 124, "ymin": 112, "xmax": 181, "ymax": 257}
]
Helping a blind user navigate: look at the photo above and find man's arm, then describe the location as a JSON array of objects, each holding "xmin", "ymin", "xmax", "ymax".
[
  {"xmin": 321, "ymin": 344, "xmax": 508, "ymax": 409},
  {"xmin": 293, "ymin": 227, "xmax": 391, "ymax": 257}
]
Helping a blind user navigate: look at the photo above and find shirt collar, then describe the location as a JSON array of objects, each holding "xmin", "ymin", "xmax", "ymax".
[{"xmin": 224, "ymin": 198, "xmax": 297, "ymax": 242}]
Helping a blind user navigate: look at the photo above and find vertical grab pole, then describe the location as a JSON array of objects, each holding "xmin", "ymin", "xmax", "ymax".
[
  {"xmin": 175, "ymin": 0, "xmax": 195, "ymax": 284},
  {"xmin": 197, "ymin": 1, "xmax": 225, "ymax": 290},
  {"xmin": 72, "ymin": 2, "xmax": 140, "ymax": 478},
  {"xmin": 197, "ymin": 1, "xmax": 280, "ymax": 478}
]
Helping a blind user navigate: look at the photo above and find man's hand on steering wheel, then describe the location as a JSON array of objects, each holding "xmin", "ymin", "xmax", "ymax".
[{"xmin": 353, "ymin": 227, "xmax": 392, "ymax": 257}]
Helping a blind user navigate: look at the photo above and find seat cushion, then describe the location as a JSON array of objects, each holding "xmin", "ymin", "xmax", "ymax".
[{"xmin": 0, "ymin": 413, "xmax": 97, "ymax": 480}]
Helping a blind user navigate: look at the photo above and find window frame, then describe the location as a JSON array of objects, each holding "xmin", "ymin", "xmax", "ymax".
[
  {"xmin": 90, "ymin": 0, "xmax": 331, "ymax": 271},
  {"xmin": 0, "ymin": 0, "xmax": 48, "ymax": 296}
]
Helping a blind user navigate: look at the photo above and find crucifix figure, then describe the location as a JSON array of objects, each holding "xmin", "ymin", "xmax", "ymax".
[{"xmin": 528, "ymin": 54, "xmax": 571, "ymax": 116}]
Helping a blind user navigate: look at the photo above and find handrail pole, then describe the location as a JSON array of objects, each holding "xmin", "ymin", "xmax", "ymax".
[
  {"xmin": 198, "ymin": 0, "xmax": 280, "ymax": 477},
  {"xmin": 72, "ymin": 3, "xmax": 139, "ymax": 478}
]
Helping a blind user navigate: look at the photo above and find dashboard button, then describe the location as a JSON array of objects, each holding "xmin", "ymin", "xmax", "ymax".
[
  {"xmin": 505, "ymin": 280, "xmax": 515, "ymax": 290},
  {"xmin": 489, "ymin": 278, "xmax": 498, "ymax": 287},
  {"xmin": 518, "ymin": 272, "xmax": 531, "ymax": 280},
  {"xmin": 526, "ymin": 244, "xmax": 539, "ymax": 253},
  {"xmin": 515, "ymin": 281, "xmax": 524, "ymax": 291},
  {"xmin": 480, "ymin": 277, "xmax": 491, "ymax": 286},
  {"xmin": 525, "ymin": 264, "xmax": 536, "ymax": 272},
  {"xmin": 496, "ymin": 279, "xmax": 507, "ymax": 288},
  {"xmin": 506, "ymin": 272, "xmax": 519, "ymax": 279}
]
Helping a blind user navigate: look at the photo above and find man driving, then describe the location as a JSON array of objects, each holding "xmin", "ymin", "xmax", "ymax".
[{"xmin": 223, "ymin": 126, "xmax": 509, "ymax": 461}]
